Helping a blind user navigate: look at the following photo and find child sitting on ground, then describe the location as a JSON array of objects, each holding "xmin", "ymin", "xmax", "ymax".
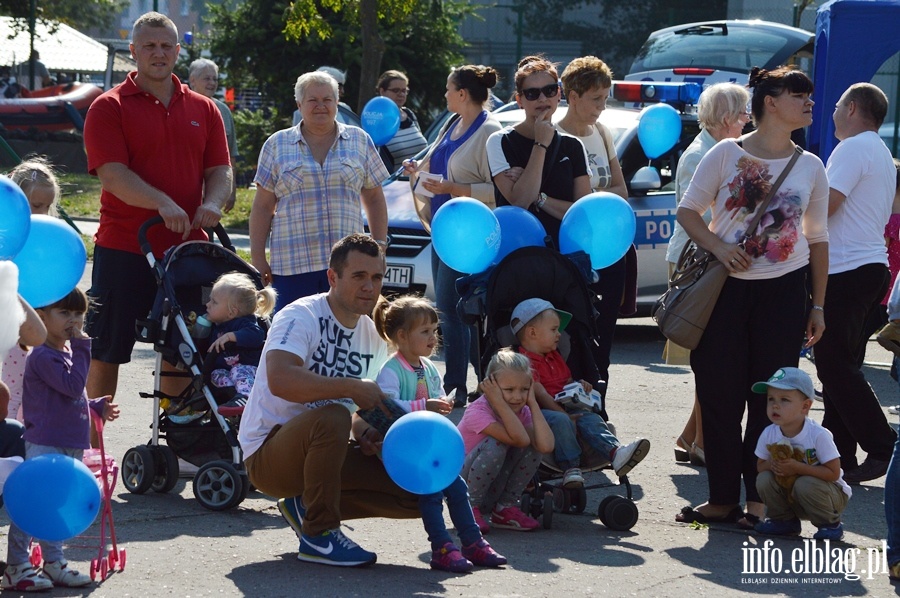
[
  {"xmin": 751, "ymin": 367, "xmax": 850, "ymax": 540},
  {"xmin": 203, "ymin": 272, "xmax": 276, "ymax": 417},
  {"xmin": 511, "ymin": 298, "xmax": 650, "ymax": 488},
  {"xmin": 369, "ymin": 295, "xmax": 506, "ymax": 571},
  {"xmin": 458, "ymin": 349, "xmax": 554, "ymax": 532},
  {"xmin": 3, "ymin": 287, "xmax": 120, "ymax": 591}
]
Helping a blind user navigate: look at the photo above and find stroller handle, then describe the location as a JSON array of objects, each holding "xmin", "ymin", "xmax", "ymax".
[{"xmin": 138, "ymin": 216, "xmax": 235, "ymax": 256}]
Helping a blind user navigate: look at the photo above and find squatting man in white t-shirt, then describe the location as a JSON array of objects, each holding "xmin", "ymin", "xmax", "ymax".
[{"xmin": 238, "ymin": 233, "xmax": 419, "ymax": 567}]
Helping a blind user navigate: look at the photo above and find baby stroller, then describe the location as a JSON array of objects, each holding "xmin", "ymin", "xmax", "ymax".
[
  {"xmin": 120, "ymin": 217, "xmax": 264, "ymax": 511},
  {"xmin": 458, "ymin": 245, "xmax": 639, "ymax": 531}
]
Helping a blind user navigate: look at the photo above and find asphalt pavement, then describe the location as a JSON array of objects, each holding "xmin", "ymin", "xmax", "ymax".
[{"xmin": 6, "ymin": 247, "xmax": 900, "ymax": 597}]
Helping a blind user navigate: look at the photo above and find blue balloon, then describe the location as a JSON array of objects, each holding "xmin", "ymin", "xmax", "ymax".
[
  {"xmin": 13, "ymin": 215, "xmax": 87, "ymax": 308},
  {"xmin": 0, "ymin": 177, "xmax": 32, "ymax": 260},
  {"xmin": 361, "ymin": 97, "xmax": 401, "ymax": 146},
  {"xmin": 431, "ymin": 198, "xmax": 500, "ymax": 274},
  {"xmin": 637, "ymin": 103, "xmax": 682, "ymax": 159},
  {"xmin": 559, "ymin": 192, "xmax": 636, "ymax": 269},
  {"xmin": 5, "ymin": 455, "xmax": 101, "ymax": 542},
  {"xmin": 492, "ymin": 206, "xmax": 547, "ymax": 264},
  {"xmin": 382, "ymin": 411, "xmax": 465, "ymax": 495}
]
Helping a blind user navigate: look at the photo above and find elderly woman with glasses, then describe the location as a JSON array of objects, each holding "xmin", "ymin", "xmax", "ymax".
[
  {"xmin": 486, "ymin": 55, "xmax": 592, "ymax": 246},
  {"xmin": 665, "ymin": 82, "xmax": 753, "ymax": 468},
  {"xmin": 377, "ymin": 70, "xmax": 427, "ymax": 171},
  {"xmin": 250, "ymin": 71, "xmax": 389, "ymax": 312}
]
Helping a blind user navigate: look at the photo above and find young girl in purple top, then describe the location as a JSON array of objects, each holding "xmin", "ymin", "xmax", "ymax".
[{"xmin": 3, "ymin": 288, "xmax": 120, "ymax": 592}]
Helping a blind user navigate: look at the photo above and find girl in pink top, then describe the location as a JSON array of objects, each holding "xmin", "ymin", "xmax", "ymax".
[{"xmin": 457, "ymin": 349, "xmax": 554, "ymax": 532}]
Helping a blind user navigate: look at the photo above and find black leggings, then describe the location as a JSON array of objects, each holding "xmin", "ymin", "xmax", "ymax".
[{"xmin": 691, "ymin": 267, "xmax": 808, "ymax": 506}]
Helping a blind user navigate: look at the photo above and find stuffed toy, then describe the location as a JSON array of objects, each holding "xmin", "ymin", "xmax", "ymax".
[{"xmin": 766, "ymin": 439, "xmax": 805, "ymax": 501}]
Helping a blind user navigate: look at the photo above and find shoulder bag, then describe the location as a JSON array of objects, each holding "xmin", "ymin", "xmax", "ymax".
[{"xmin": 652, "ymin": 144, "xmax": 803, "ymax": 350}]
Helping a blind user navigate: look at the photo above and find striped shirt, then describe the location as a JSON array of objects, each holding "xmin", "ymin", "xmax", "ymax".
[{"xmin": 254, "ymin": 122, "xmax": 389, "ymax": 275}]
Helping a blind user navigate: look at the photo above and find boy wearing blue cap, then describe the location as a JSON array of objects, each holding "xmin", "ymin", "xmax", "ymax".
[{"xmin": 752, "ymin": 367, "xmax": 851, "ymax": 540}]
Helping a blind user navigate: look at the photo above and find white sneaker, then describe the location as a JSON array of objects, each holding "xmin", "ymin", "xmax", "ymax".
[
  {"xmin": 612, "ymin": 438, "xmax": 651, "ymax": 477},
  {"xmin": 889, "ymin": 405, "xmax": 900, "ymax": 415},
  {"xmin": 1, "ymin": 563, "xmax": 53, "ymax": 591},
  {"xmin": 562, "ymin": 467, "xmax": 584, "ymax": 488},
  {"xmin": 41, "ymin": 560, "xmax": 92, "ymax": 588}
]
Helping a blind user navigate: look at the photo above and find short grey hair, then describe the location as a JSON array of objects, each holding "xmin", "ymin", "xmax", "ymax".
[
  {"xmin": 295, "ymin": 71, "xmax": 339, "ymax": 103},
  {"xmin": 697, "ymin": 82, "xmax": 751, "ymax": 131},
  {"xmin": 189, "ymin": 58, "xmax": 218, "ymax": 79}
]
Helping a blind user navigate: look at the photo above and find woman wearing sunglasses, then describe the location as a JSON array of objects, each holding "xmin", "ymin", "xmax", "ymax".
[
  {"xmin": 377, "ymin": 70, "xmax": 427, "ymax": 171},
  {"xmin": 486, "ymin": 55, "xmax": 592, "ymax": 246}
]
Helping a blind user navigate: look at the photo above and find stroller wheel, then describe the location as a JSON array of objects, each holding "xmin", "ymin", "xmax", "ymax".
[
  {"xmin": 571, "ymin": 488, "xmax": 587, "ymax": 514},
  {"xmin": 193, "ymin": 460, "xmax": 244, "ymax": 511},
  {"xmin": 600, "ymin": 496, "xmax": 639, "ymax": 531},
  {"xmin": 237, "ymin": 471, "xmax": 251, "ymax": 502},
  {"xmin": 542, "ymin": 493, "xmax": 553, "ymax": 529},
  {"xmin": 122, "ymin": 446, "xmax": 156, "ymax": 494},
  {"xmin": 100, "ymin": 557, "xmax": 108, "ymax": 579},
  {"xmin": 519, "ymin": 492, "xmax": 533, "ymax": 517},
  {"xmin": 118, "ymin": 549, "xmax": 127, "ymax": 571},
  {"xmin": 597, "ymin": 495, "xmax": 617, "ymax": 526},
  {"xmin": 150, "ymin": 445, "xmax": 179, "ymax": 493},
  {"xmin": 90, "ymin": 559, "xmax": 98, "ymax": 581},
  {"xmin": 552, "ymin": 487, "xmax": 571, "ymax": 513}
]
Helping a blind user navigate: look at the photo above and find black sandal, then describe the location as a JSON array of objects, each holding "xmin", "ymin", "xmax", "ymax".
[
  {"xmin": 676, "ymin": 505, "xmax": 743, "ymax": 524},
  {"xmin": 737, "ymin": 512, "xmax": 761, "ymax": 530}
]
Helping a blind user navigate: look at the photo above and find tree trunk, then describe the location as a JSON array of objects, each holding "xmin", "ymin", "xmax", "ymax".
[{"xmin": 357, "ymin": 0, "xmax": 385, "ymax": 112}]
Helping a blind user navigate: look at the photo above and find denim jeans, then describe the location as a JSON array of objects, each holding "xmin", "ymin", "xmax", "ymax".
[
  {"xmin": 887, "ymin": 359, "xmax": 900, "ymax": 566},
  {"xmin": 418, "ymin": 475, "xmax": 481, "ymax": 550},
  {"xmin": 542, "ymin": 409, "xmax": 618, "ymax": 470},
  {"xmin": 432, "ymin": 247, "xmax": 477, "ymax": 394}
]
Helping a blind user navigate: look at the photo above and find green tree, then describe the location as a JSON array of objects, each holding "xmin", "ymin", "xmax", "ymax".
[
  {"xmin": 0, "ymin": 0, "xmax": 125, "ymax": 31},
  {"xmin": 207, "ymin": 0, "xmax": 473, "ymax": 171},
  {"xmin": 208, "ymin": 0, "xmax": 472, "ymax": 124}
]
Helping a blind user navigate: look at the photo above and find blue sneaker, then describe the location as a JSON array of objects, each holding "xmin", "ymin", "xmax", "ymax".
[
  {"xmin": 754, "ymin": 518, "xmax": 802, "ymax": 536},
  {"xmin": 298, "ymin": 529, "xmax": 377, "ymax": 567},
  {"xmin": 813, "ymin": 522, "xmax": 844, "ymax": 541},
  {"xmin": 278, "ymin": 496, "xmax": 306, "ymax": 540}
]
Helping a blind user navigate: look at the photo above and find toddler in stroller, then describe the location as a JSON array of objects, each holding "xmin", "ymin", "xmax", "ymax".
[
  {"xmin": 121, "ymin": 217, "xmax": 269, "ymax": 511},
  {"xmin": 461, "ymin": 246, "xmax": 644, "ymax": 529},
  {"xmin": 201, "ymin": 272, "xmax": 276, "ymax": 417},
  {"xmin": 511, "ymin": 298, "xmax": 650, "ymax": 488}
]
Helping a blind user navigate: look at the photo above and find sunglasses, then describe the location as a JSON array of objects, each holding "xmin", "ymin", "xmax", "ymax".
[{"xmin": 520, "ymin": 83, "xmax": 560, "ymax": 102}]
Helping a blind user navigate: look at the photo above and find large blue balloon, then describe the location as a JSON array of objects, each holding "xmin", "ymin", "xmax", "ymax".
[
  {"xmin": 431, "ymin": 198, "xmax": 500, "ymax": 274},
  {"xmin": 559, "ymin": 192, "xmax": 636, "ymax": 269},
  {"xmin": 361, "ymin": 97, "xmax": 401, "ymax": 146},
  {"xmin": 382, "ymin": 411, "xmax": 465, "ymax": 495},
  {"xmin": 492, "ymin": 206, "xmax": 547, "ymax": 264},
  {"xmin": 0, "ymin": 176, "xmax": 32, "ymax": 260},
  {"xmin": 13, "ymin": 215, "xmax": 87, "ymax": 308},
  {"xmin": 637, "ymin": 103, "xmax": 682, "ymax": 159},
  {"xmin": 5, "ymin": 454, "xmax": 101, "ymax": 542}
]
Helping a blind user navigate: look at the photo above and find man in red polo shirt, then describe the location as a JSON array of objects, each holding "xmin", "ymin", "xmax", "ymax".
[{"xmin": 83, "ymin": 11, "xmax": 232, "ymax": 404}]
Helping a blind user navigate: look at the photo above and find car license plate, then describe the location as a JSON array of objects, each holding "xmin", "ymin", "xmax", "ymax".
[{"xmin": 384, "ymin": 264, "xmax": 413, "ymax": 288}]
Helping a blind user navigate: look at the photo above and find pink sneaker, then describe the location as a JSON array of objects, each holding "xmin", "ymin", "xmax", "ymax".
[
  {"xmin": 472, "ymin": 506, "xmax": 490, "ymax": 534},
  {"xmin": 430, "ymin": 542, "xmax": 473, "ymax": 572},
  {"xmin": 491, "ymin": 505, "xmax": 539, "ymax": 531},
  {"xmin": 462, "ymin": 538, "xmax": 507, "ymax": 567}
]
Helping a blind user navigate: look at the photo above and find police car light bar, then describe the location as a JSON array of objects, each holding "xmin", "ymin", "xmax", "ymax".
[{"xmin": 612, "ymin": 81, "xmax": 702, "ymax": 106}]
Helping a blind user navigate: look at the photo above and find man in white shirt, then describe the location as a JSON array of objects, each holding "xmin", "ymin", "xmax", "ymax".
[
  {"xmin": 239, "ymin": 233, "xmax": 418, "ymax": 567},
  {"xmin": 815, "ymin": 82, "xmax": 897, "ymax": 485}
]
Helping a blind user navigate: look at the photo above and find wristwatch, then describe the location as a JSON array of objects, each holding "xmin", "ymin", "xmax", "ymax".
[{"xmin": 534, "ymin": 192, "xmax": 548, "ymax": 211}]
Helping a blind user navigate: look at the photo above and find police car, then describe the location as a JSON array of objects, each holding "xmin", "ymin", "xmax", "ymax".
[
  {"xmin": 625, "ymin": 20, "xmax": 814, "ymax": 87},
  {"xmin": 378, "ymin": 81, "xmax": 702, "ymax": 314}
]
